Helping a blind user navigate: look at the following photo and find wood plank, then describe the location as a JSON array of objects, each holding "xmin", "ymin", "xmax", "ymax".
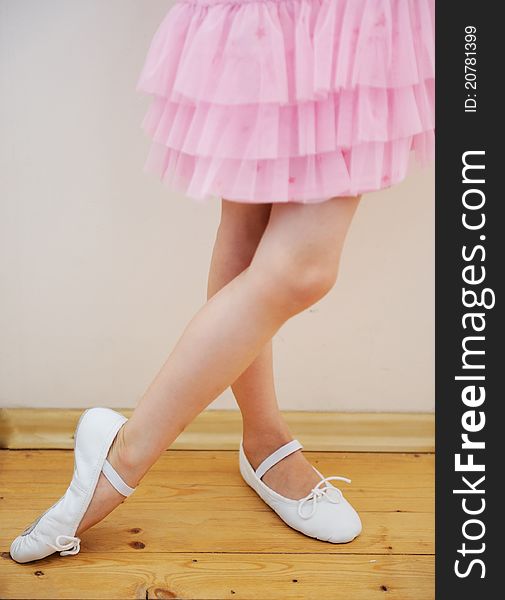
[
  {"xmin": 0, "ymin": 451, "xmax": 434, "ymax": 514},
  {"xmin": 0, "ymin": 480, "xmax": 433, "ymax": 514},
  {"xmin": 0, "ymin": 553, "xmax": 435, "ymax": 600},
  {"xmin": 0, "ymin": 449, "xmax": 434, "ymax": 474},
  {"xmin": 2, "ymin": 508, "xmax": 433, "ymax": 556},
  {"xmin": 0, "ymin": 409, "xmax": 434, "ymax": 452}
]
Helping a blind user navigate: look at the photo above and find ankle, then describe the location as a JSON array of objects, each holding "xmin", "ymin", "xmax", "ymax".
[
  {"xmin": 242, "ymin": 422, "xmax": 295, "ymax": 468},
  {"xmin": 107, "ymin": 423, "xmax": 152, "ymax": 487}
]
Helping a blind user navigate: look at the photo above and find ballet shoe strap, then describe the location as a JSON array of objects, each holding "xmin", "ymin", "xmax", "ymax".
[
  {"xmin": 255, "ymin": 439, "xmax": 304, "ymax": 480},
  {"xmin": 101, "ymin": 458, "xmax": 136, "ymax": 497}
]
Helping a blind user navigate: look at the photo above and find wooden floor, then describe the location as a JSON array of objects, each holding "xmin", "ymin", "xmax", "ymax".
[{"xmin": 0, "ymin": 447, "xmax": 434, "ymax": 599}]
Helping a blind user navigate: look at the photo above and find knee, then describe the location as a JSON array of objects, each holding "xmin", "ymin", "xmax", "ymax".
[
  {"xmin": 284, "ymin": 262, "xmax": 339, "ymax": 311},
  {"xmin": 253, "ymin": 252, "xmax": 340, "ymax": 315}
]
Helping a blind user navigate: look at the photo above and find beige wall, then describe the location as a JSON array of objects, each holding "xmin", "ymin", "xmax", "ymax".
[{"xmin": 0, "ymin": 1, "xmax": 434, "ymax": 412}]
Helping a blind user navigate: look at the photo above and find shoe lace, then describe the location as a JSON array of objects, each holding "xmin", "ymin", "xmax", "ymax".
[
  {"xmin": 48, "ymin": 534, "xmax": 81, "ymax": 556},
  {"xmin": 297, "ymin": 476, "xmax": 351, "ymax": 519}
]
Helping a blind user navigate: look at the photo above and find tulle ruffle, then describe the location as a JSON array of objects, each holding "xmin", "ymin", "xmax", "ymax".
[
  {"xmin": 141, "ymin": 81, "xmax": 434, "ymax": 160},
  {"xmin": 136, "ymin": 0, "xmax": 435, "ymax": 203},
  {"xmin": 143, "ymin": 131, "xmax": 433, "ymax": 202}
]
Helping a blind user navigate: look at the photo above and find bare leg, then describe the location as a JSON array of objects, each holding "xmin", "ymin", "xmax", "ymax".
[
  {"xmin": 76, "ymin": 194, "xmax": 361, "ymax": 535},
  {"xmin": 206, "ymin": 200, "xmax": 331, "ymax": 499},
  {"xmin": 206, "ymin": 201, "xmax": 282, "ymax": 435}
]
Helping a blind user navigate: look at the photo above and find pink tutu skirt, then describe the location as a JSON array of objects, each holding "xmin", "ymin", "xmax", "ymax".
[{"xmin": 136, "ymin": 0, "xmax": 435, "ymax": 204}]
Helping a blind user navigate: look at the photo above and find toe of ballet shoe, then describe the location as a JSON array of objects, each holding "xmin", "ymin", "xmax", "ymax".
[
  {"xmin": 9, "ymin": 524, "xmax": 80, "ymax": 564},
  {"xmin": 10, "ymin": 535, "xmax": 30, "ymax": 564},
  {"xmin": 9, "ymin": 534, "xmax": 54, "ymax": 564},
  {"xmin": 10, "ymin": 534, "xmax": 35, "ymax": 563},
  {"xmin": 292, "ymin": 496, "xmax": 362, "ymax": 544},
  {"xmin": 325, "ymin": 502, "xmax": 363, "ymax": 544}
]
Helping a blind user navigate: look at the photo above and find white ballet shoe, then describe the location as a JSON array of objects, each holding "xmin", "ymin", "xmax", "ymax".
[
  {"xmin": 239, "ymin": 439, "xmax": 362, "ymax": 543},
  {"xmin": 9, "ymin": 407, "xmax": 137, "ymax": 563}
]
